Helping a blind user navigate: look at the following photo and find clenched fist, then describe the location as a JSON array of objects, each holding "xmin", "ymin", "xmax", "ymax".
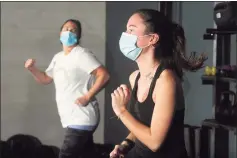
[
  {"xmin": 25, "ymin": 59, "xmax": 36, "ymax": 70},
  {"xmin": 110, "ymin": 145, "xmax": 124, "ymax": 158},
  {"xmin": 111, "ymin": 84, "xmax": 131, "ymax": 116}
]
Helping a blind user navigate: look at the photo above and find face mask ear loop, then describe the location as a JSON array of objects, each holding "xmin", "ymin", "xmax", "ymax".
[{"xmin": 137, "ymin": 34, "xmax": 155, "ymax": 49}]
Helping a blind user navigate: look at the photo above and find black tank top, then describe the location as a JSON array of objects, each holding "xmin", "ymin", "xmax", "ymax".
[{"xmin": 128, "ymin": 64, "xmax": 187, "ymax": 158}]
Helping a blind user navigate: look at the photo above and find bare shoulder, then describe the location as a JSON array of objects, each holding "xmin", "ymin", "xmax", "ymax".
[
  {"xmin": 129, "ymin": 70, "xmax": 139, "ymax": 89},
  {"xmin": 157, "ymin": 69, "xmax": 176, "ymax": 83},
  {"xmin": 155, "ymin": 69, "xmax": 177, "ymax": 92},
  {"xmin": 152, "ymin": 69, "xmax": 178, "ymax": 104}
]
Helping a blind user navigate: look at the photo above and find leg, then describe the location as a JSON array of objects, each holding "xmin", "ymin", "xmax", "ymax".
[{"xmin": 59, "ymin": 128, "xmax": 94, "ymax": 158}]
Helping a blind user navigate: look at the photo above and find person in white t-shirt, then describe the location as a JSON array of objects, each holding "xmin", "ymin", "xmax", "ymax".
[{"xmin": 24, "ymin": 19, "xmax": 110, "ymax": 158}]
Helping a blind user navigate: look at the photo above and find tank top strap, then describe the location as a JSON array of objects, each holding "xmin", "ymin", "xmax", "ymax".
[
  {"xmin": 134, "ymin": 72, "xmax": 141, "ymax": 87},
  {"xmin": 148, "ymin": 63, "xmax": 166, "ymax": 96},
  {"xmin": 129, "ymin": 72, "xmax": 140, "ymax": 112},
  {"xmin": 130, "ymin": 72, "xmax": 139, "ymax": 98}
]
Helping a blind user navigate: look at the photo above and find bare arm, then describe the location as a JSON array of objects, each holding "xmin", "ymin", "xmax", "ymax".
[
  {"xmin": 86, "ymin": 65, "xmax": 110, "ymax": 100},
  {"xmin": 29, "ymin": 67, "xmax": 53, "ymax": 85},
  {"xmin": 121, "ymin": 132, "xmax": 136, "ymax": 145},
  {"xmin": 119, "ymin": 70, "xmax": 176, "ymax": 152},
  {"xmin": 120, "ymin": 70, "xmax": 139, "ymax": 145}
]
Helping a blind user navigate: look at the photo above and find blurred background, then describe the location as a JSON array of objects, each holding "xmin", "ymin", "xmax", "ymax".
[{"xmin": 1, "ymin": 1, "xmax": 236, "ymax": 158}]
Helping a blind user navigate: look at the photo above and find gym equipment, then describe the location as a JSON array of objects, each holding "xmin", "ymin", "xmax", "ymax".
[
  {"xmin": 211, "ymin": 66, "xmax": 217, "ymax": 76},
  {"xmin": 216, "ymin": 65, "xmax": 237, "ymax": 78},
  {"xmin": 184, "ymin": 125, "xmax": 201, "ymax": 158},
  {"xmin": 204, "ymin": 66, "xmax": 217, "ymax": 76},
  {"xmin": 202, "ymin": 7, "xmax": 237, "ymax": 158},
  {"xmin": 214, "ymin": 2, "xmax": 237, "ymax": 28},
  {"xmin": 204, "ymin": 66, "xmax": 212, "ymax": 76},
  {"xmin": 216, "ymin": 91, "xmax": 236, "ymax": 124},
  {"xmin": 216, "ymin": 65, "xmax": 229, "ymax": 77}
]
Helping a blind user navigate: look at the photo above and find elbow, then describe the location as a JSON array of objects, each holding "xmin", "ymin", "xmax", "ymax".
[
  {"xmin": 150, "ymin": 145, "xmax": 160, "ymax": 152},
  {"xmin": 106, "ymin": 72, "xmax": 110, "ymax": 83},
  {"xmin": 148, "ymin": 141, "xmax": 161, "ymax": 152},
  {"xmin": 37, "ymin": 80, "xmax": 51, "ymax": 85},
  {"xmin": 42, "ymin": 81, "xmax": 52, "ymax": 85},
  {"xmin": 104, "ymin": 71, "xmax": 110, "ymax": 84},
  {"xmin": 35, "ymin": 78, "xmax": 45, "ymax": 85},
  {"xmin": 101, "ymin": 72, "xmax": 110, "ymax": 89},
  {"xmin": 39, "ymin": 76, "xmax": 53, "ymax": 85}
]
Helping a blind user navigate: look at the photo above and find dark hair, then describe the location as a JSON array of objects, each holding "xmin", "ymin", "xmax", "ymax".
[
  {"xmin": 134, "ymin": 9, "xmax": 207, "ymax": 79},
  {"xmin": 60, "ymin": 19, "xmax": 82, "ymax": 44},
  {"xmin": 6, "ymin": 134, "xmax": 42, "ymax": 158}
]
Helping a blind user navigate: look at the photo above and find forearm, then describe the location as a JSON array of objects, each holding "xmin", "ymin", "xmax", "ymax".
[
  {"xmin": 121, "ymin": 132, "xmax": 136, "ymax": 147},
  {"xmin": 123, "ymin": 133, "xmax": 136, "ymax": 143},
  {"xmin": 119, "ymin": 133, "xmax": 136, "ymax": 154},
  {"xmin": 29, "ymin": 67, "xmax": 52, "ymax": 85},
  {"xmin": 87, "ymin": 71, "xmax": 110, "ymax": 99},
  {"xmin": 119, "ymin": 110, "xmax": 159, "ymax": 151}
]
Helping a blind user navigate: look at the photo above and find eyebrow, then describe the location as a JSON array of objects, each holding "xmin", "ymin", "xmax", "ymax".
[
  {"xmin": 63, "ymin": 27, "xmax": 77, "ymax": 30},
  {"xmin": 128, "ymin": 24, "xmax": 137, "ymax": 28}
]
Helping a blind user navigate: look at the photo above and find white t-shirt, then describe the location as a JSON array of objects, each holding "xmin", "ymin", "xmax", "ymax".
[{"xmin": 45, "ymin": 46, "xmax": 101, "ymax": 128}]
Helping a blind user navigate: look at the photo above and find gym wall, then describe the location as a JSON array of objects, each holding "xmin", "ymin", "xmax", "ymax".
[{"xmin": 1, "ymin": 2, "xmax": 106, "ymax": 146}]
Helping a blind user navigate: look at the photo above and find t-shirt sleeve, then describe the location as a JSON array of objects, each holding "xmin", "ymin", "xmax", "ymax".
[
  {"xmin": 45, "ymin": 55, "xmax": 57, "ymax": 78},
  {"xmin": 79, "ymin": 49, "xmax": 102, "ymax": 74}
]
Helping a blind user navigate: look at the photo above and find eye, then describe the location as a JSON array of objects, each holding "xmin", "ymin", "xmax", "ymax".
[
  {"xmin": 62, "ymin": 27, "xmax": 68, "ymax": 31},
  {"xmin": 126, "ymin": 28, "xmax": 134, "ymax": 33},
  {"xmin": 70, "ymin": 29, "xmax": 77, "ymax": 33}
]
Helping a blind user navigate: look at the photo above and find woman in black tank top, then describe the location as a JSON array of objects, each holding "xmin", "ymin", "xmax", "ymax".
[{"xmin": 110, "ymin": 9, "xmax": 207, "ymax": 158}]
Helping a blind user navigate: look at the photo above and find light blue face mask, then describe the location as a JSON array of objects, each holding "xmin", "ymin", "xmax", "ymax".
[
  {"xmin": 119, "ymin": 32, "xmax": 150, "ymax": 61},
  {"xmin": 60, "ymin": 31, "xmax": 78, "ymax": 46}
]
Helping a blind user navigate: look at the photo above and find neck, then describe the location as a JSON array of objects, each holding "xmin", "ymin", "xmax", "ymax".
[
  {"xmin": 136, "ymin": 51, "xmax": 159, "ymax": 78},
  {"xmin": 63, "ymin": 45, "xmax": 77, "ymax": 55}
]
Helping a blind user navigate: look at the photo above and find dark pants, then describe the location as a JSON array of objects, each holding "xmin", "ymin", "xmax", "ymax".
[{"xmin": 59, "ymin": 128, "xmax": 95, "ymax": 158}]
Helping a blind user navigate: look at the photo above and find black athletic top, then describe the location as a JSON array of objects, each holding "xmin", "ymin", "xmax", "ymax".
[{"xmin": 127, "ymin": 64, "xmax": 188, "ymax": 158}]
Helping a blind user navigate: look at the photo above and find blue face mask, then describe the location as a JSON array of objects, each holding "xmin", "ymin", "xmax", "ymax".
[
  {"xmin": 60, "ymin": 31, "xmax": 78, "ymax": 46},
  {"xmin": 119, "ymin": 32, "xmax": 151, "ymax": 61},
  {"xmin": 119, "ymin": 32, "xmax": 142, "ymax": 61}
]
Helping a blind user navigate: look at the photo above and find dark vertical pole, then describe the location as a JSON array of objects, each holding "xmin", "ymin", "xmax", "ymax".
[
  {"xmin": 214, "ymin": 33, "xmax": 230, "ymax": 158},
  {"xmin": 160, "ymin": 2, "xmax": 173, "ymax": 20}
]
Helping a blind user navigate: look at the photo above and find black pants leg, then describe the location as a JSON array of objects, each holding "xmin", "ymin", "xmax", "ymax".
[{"xmin": 59, "ymin": 128, "xmax": 95, "ymax": 158}]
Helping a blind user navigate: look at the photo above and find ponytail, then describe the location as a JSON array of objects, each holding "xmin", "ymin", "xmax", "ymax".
[
  {"xmin": 172, "ymin": 22, "xmax": 208, "ymax": 73},
  {"xmin": 133, "ymin": 9, "xmax": 207, "ymax": 80}
]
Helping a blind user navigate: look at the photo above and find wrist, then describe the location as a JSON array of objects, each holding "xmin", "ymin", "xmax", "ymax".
[
  {"xmin": 85, "ymin": 92, "xmax": 93, "ymax": 101},
  {"xmin": 117, "ymin": 108, "xmax": 127, "ymax": 118},
  {"xmin": 28, "ymin": 66, "xmax": 36, "ymax": 72},
  {"xmin": 119, "ymin": 139, "xmax": 135, "ymax": 154},
  {"xmin": 123, "ymin": 138, "xmax": 135, "ymax": 146}
]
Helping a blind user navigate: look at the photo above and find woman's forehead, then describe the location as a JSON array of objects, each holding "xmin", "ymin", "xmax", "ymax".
[
  {"xmin": 63, "ymin": 21, "xmax": 77, "ymax": 29},
  {"xmin": 127, "ymin": 13, "xmax": 144, "ymax": 28}
]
